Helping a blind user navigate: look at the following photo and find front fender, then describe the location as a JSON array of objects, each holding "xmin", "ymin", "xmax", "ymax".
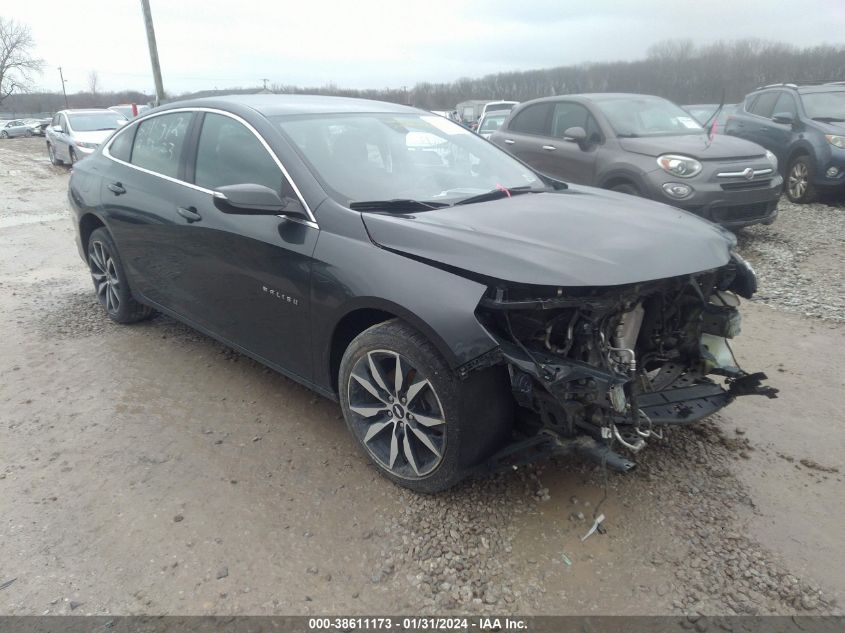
[{"xmin": 310, "ymin": 231, "xmax": 498, "ymax": 392}]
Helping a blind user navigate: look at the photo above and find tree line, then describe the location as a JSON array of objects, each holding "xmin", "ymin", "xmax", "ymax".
[{"xmin": 3, "ymin": 36, "xmax": 844, "ymax": 116}]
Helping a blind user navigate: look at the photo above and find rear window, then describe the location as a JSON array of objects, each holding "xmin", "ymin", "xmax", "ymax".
[{"xmin": 508, "ymin": 103, "xmax": 552, "ymax": 135}]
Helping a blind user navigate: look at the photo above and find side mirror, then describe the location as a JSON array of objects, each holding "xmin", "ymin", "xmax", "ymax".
[
  {"xmin": 51, "ymin": 125, "xmax": 63, "ymax": 133},
  {"xmin": 563, "ymin": 126, "xmax": 588, "ymax": 143},
  {"xmin": 213, "ymin": 183, "xmax": 306, "ymax": 218},
  {"xmin": 772, "ymin": 112, "xmax": 794, "ymax": 125}
]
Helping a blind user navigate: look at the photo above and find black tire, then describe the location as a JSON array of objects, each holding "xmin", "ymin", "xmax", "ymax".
[
  {"xmin": 69, "ymin": 147, "xmax": 78, "ymax": 166},
  {"xmin": 339, "ymin": 319, "xmax": 513, "ymax": 493},
  {"xmin": 47, "ymin": 143, "xmax": 64, "ymax": 166},
  {"xmin": 610, "ymin": 182, "xmax": 640, "ymax": 196},
  {"xmin": 87, "ymin": 227, "xmax": 154, "ymax": 324},
  {"xmin": 25, "ymin": 129, "xmax": 32, "ymax": 137},
  {"xmin": 0, "ymin": 131, "xmax": 7, "ymax": 139},
  {"xmin": 785, "ymin": 155, "xmax": 817, "ymax": 203}
]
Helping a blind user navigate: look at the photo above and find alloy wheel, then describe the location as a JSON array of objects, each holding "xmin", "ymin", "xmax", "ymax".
[
  {"xmin": 89, "ymin": 240, "xmax": 121, "ymax": 314},
  {"xmin": 346, "ymin": 349, "xmax": 446, "ymax": 479},
  {"xmin": 788, "ymin": 161, "xmax": 808, "ymax": 200}
]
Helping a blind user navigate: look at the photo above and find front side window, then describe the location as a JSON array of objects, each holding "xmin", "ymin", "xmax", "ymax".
[
  {"xmin": 195, "ymin": 113, "xmax": 283, "ymax": 192},
  {"xmin": 593, "ymin": 96, "xmax": 704, "ymax": 138},
  {"xmin": 275, "ymin": 113, "xmax": 543, "ymax": 205},
  {"xmin": 772, "ymin": 93, "xmax": 797, "ymax": 118},
  {"xmin": 67, "ymin": 111, "xmax": 126, "ymax": 132},
  {"xmin": 748, "ymin": 92, "xmax": 779, "ymax": 118},
  {"xmin": 508, "ymin": 103, "xmax": 552, "ymax": 136},
  {"xmin": 130, "ymin": 112, "xmax": 192, "ymax": 179},
  {"xmin": 551, "ymin": 102, "xmax": 601, "ymax": 142}
]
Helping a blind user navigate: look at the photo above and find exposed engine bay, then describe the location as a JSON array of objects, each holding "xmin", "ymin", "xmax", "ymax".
[{"xmin": 474, "ymin": 253, "xmax": 778, "ymax": 472}]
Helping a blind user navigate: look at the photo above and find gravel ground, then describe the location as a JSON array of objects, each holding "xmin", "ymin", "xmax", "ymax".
[
  {"xmin": 737, "ymin": 198, "xmax": 845, "ymax": 322},
  {"xmin": 1, "ymin": 137, "xmax": 844, "ymax": 617}
]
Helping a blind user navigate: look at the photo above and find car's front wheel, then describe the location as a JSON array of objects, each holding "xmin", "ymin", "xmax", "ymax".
[
  {"xmin": 339, "ymin": 320, "xmax": 512, "ymax": 493},
  {"xmin": 87, "ymin": 227, "xmax": 154, "ymax": 324},
  {"xmin": 786, "ymin": 155, "xmax": 817, "ymax": 203},
  {"xmin": 47, "ymin": 143, "xmax": 64, "ymax": 166},
  {"xmin": 69, "ymin": 147, "xmax": 78, "ymax": 166}
]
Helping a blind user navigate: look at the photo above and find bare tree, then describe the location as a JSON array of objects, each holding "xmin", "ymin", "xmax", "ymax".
[
  {"xmin": 87, "ymin": 70, "xmax": 100, "ymax": 95},
  {"xmin": 0, "ymin": 18, "xmax": 43, "ymax": 106}
]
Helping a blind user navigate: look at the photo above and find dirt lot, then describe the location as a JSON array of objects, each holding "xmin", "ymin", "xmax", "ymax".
[{"xmin": 1, "ymin": 136, "xmax": 844, "ymax": 616}]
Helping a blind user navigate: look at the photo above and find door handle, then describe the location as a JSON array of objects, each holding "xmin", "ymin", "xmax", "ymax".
[
  {"xmin": 541, "ymin": 145, "xmax": 557, "ymax": 151},
  {"xmin": 107, "ymin": 182, "xmax": 126, "ymax": 195},
  {"xmin": 177, "ymin": 206, "xmax": 202, "ymax": 223},
  {"xmin": 503, "ymin": 138, "xmax": 515, "ymax": 144}
]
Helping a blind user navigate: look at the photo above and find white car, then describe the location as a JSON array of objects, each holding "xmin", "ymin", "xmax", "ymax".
[{"xmin": 45, "ymin": 109, "xmax": 127, "ymax": 166}]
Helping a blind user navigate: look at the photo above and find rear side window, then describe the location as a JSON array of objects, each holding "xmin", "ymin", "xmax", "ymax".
[
  {"xmin": 508, "ymin": 103, "xmax": 552, "ymax": 135},
  {"xmin": 195, "ymin": 113, "xmax": 283, "ymax": 192},
  {"xmin": 108, "ymin": 128, "xmax": 134, "ymax": 162},
  {"xmin": 130, "ymin": 112, "xmax": 192, "ymax": 179},
  {"xmin": 748, "ymin": 92, "xmax": 779, "ymax": 118}
]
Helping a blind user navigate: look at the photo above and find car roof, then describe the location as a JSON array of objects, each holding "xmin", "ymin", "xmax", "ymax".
[
  {"xmin": 59, "ymin": 109, "xmax": 122, "ymax": 115},
  {"xmin": 750, "ymin": 83, "xmax": 845, "ymax": 95},
  {"xmin": 160, "ymin": 94, "xmax": 420, "ymax": 117}
]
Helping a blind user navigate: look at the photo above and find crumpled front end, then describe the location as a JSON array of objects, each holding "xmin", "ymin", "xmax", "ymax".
[{"xmin": 473, "ymin": 252, "xmax": 777, "ymax": 472}]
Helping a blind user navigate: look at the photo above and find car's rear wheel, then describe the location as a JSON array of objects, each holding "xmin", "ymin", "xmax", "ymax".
[
  {"xmin": 786, "ymin": 156, "xmax": 817, "ymax": 203},
  {"xmin": 610, "ymin": 182, "xmax": 640, "ymax": 196},
  {"xmin": 47, "ymin": 143, "xmax": 64, "ymax": 166},
  {"xmin": 339, "ymin": 320, "xmax": 512, "ymax": 493},
  {"xmin": 0, "ymin": 131, "xmax": 7, "ymax": 139},
  {"xmin": 87, "ymin": 227, "xmax": 154, "ymax": 324}
]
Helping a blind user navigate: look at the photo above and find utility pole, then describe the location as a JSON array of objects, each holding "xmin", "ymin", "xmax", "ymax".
[
  {"xmin": 57, "ymin": 67, "xmax": 69, "ymax": 109},
  {"xmin": 262, "ymin": 78, "xmax": 269, "ymax": 90},
  {"xmin": 140, "ymin": 0, "xmax": 165, "ymax": 106}
]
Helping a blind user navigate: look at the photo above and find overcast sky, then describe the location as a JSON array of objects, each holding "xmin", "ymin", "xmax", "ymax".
[{"xmin": 5, "ymin": 0, "xmax": 845, "ymax": 94}]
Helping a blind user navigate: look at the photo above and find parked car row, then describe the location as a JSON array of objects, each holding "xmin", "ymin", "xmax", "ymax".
[
  {"xmin": 461, "ymin": 81, "xmax": 844, "ymax": 229},
  {"xmin": 0, "ymin": 118, "xmax": 50, "ymax": 138}
]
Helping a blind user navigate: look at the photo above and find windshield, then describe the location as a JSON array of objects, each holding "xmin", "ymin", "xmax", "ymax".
[
  {"xmin": 595, "ymin": 97, "xmax": 705, "ymax": 137},
  {"xmin": 800, "ymin": 91, "xmax": 845, "ymax": 120},
  {"xmin": 68, "ymin": 112, "xmax": 127, "ymax": 132},
  {"xmin": 479, "ymin": 114, "xmax": 507, "ymax": 133},
  {"xmin": 274, "ymin": 113, "xmax": 544, "ymax": 205}
]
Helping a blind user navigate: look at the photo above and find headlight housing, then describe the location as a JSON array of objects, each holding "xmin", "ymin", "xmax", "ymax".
[
  {"xmin": 765, "ymin": 150, "xmax": 778, "ymax": 170},
  {"xmin": 656, "ymin": 154, "xmax": 702, "ymax": 178},
  {"xmin": 76, "ymin": 141, "xmax": 98, "ymax": 149},
  {"xmin": 826, "ymin": 134, "xmax": 845, "ymax": 149}
]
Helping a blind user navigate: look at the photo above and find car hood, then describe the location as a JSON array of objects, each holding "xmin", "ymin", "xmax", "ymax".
[
  {"xmin": 361, "ymin": 187, "xmax": 735, "ymax": 287},
  {"xmin": 71, "ymin": 130, "xmax": 115, "ymax": 145},
  {"xmin": 619, "ymin": 133, "xmax": 765, "ymax": 160}
]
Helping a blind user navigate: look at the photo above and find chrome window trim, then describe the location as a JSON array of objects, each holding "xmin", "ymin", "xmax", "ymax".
[
  {"xmin": 102, "ymin": 106, "xmax": 318, "ymax": 227},
  {"xmin": 716, "ymin": 168, "xmax": 773, "ymax": 178}
]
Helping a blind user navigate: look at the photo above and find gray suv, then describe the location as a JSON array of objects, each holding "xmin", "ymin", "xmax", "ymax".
[{"xmin": 490, "ymin": 93, "xmax": 782, "ymax": 229}]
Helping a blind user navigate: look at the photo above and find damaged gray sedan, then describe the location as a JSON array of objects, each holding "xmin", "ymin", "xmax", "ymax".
[{"xmin": 68, "ymin": 96, "xmax": 776, "ymax": 493}]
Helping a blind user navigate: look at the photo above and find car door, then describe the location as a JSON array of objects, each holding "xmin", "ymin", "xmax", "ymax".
[
  {"xmin": 493, "ymin": 101, "xmax": 554, "ymax": 175},
  {"xmin": 735, "ymin": 91, "xmax": 779, "ymax": 149},
  {"xmin": 54, "ymin": 114, "xmax": 72, "ymax": 161},
  {"xmin": 761, "ymin": 92, "xmax": 800, "ymax": 167},
  {"xmin": 169, "ymin": 111, "xmax": 319, "ymax": 379},
  {"xmin": 99, "ymin": 110, "xmax": 199, "ymax": 312},
  {"xmin": 537, "ymin": 102, "xmax": 602, "ymax": 184}
]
